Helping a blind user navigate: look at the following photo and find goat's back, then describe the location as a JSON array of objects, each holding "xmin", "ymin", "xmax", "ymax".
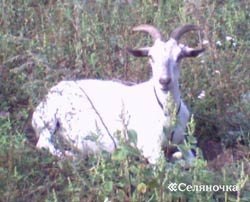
[{"xmin": 32, "ymin": 79, "xmax": 165, "ymax": 161}]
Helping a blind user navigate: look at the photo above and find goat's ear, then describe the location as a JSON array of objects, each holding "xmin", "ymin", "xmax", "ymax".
[
  {"xmin": 127, "ymin": 47, "xmax": 149, "ymax": 57},
  {"xmin": 180, "ymin": 46, "xmax": 205, "ymax": 58}
]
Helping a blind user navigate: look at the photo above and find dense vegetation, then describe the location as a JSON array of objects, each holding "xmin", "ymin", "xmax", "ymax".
[{"xmin": 0, "ymin": 0, "xmax": 249, "ymax": 201}]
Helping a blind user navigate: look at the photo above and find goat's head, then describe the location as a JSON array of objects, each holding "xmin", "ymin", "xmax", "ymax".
[{"xmin": 128, "ymin": 24, "xmax": 205, "ymax": 92}]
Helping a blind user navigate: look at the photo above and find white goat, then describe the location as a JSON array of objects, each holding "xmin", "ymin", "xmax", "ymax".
[{"xmin": 32, "ymin": 24, "xmax": 205, "ymax": 163}]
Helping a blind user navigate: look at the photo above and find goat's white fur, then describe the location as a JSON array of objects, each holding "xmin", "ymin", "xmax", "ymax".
[{"xmin": 32, "ymin": 25, "xmax": 204, "ymax": 163}]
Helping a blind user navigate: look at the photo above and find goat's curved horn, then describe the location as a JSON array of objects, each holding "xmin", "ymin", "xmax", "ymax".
[
  {"xmin": 132, "ymin": 24, "xmax": 162, "ymax": 41},
  {"xmin": 170, "ymin": 24, "xmax": 200, "ymax": 41}
]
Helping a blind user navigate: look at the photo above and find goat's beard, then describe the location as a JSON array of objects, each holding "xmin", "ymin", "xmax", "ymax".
[{"xmin": 160, "ymin": 82, "xmax": 173, "ymax": 92}]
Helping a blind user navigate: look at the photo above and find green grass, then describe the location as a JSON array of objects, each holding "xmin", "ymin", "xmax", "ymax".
[{"xmin": 0, "ymin": 0, "xmax": 249, "ymax": 201}]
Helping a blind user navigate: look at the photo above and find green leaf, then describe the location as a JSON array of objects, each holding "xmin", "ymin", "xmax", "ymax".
[
  {"xmin": 111, "ymin": 147, "xmax": 128, "ymax": 161},
  {"xmin": 127, "ymin": 129, "xmax": 138, "ymax": 145},
  {"xmin": 103, "ymin": 181, "xmax": 113, "ymax": 193}
]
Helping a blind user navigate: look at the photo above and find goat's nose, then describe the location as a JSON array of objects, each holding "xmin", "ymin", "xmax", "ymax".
[{"xmin": 159, "ymin": 77, "xmax": 171, "ymax": 86}]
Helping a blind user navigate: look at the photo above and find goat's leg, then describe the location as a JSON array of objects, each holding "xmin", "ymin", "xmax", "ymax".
[
  {"xmin": 170, "ymin": 104, "xmax": 195, "ymax": 163},
  {"xmin": 32, "ymin": 98, "xmax": 62, "ymax": 156},
  {"xmin": 36, "ymin": 127, "xmax": 62, "ymax": 156}
]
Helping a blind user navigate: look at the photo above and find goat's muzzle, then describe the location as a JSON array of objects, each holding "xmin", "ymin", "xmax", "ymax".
[{"xmin": 159, "ymin": 77, "xmax": 172, "ymax": 91}]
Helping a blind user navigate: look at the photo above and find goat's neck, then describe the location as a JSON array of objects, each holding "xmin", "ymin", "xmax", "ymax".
[{"xmin": 154, "ymin": 81, "xmax": 181, "ymax": 115}]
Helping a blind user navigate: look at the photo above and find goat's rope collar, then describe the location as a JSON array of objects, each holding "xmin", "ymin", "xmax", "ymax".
[
  {"xmin": 153, "ymin": 87, "xmax": 181, "ymax": 116},
  {"xmin": 153, "ymin": 87, "xmax": 182, "ymax": 143}
]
